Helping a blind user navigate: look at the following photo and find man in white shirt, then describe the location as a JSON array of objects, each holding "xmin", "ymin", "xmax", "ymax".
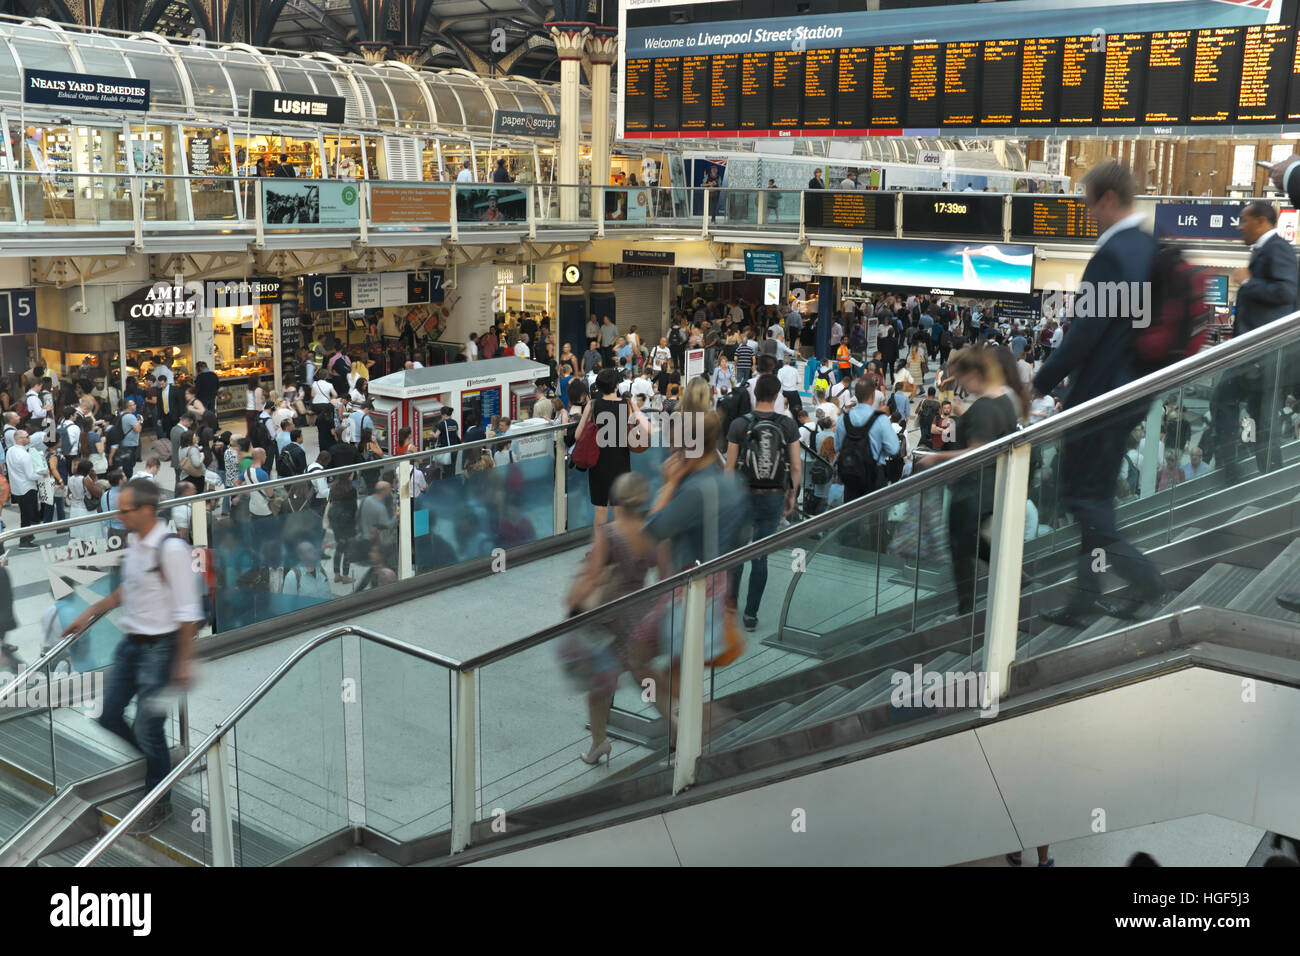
[
  {"xmin": 650, "ymin": 338, "xmax": 671, "ymax": 371},
  {"xmin": 1016, "ymin": 355, "xmax": 1033, "ymax": 385},
  {"xmin": 63, "ymin": 477, "xmax": 201, "ymax": 836},
  {"xmin": 466, "ymin": 333, "xmax": 479, "ymax": 361},
  {"xmin": 456, "ymin": 160, "xmax": 474, "ymax": 183},
  {"xmin": 404, "ymin": 360, "xmax": 425, "ymax": 370},
  {"xmin": 840, "ymin": 171, "xmax": 858, "ymax": 190},
  {"xmin": 25, "ymin": 384, "xmax": 46, "ymax": 425},
  {"xmin": 777, "ymin": 356, "xmax": 801, "ymax": 412},
  {"xmin": 7, "ymin": 430, "xmax": 38, "ymax": 547},
  {"xmin": 513, "ymin": 334, "xmax": 531, "ymax": 359},
  {"xmin": 630, "ymin": 372, "xmax": 654, "ymax": 405}
]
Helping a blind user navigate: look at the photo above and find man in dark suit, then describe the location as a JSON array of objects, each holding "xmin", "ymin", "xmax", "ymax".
[
  {"xmin": 1033, "ymin": 161, "xmax": 1167, "ymax": 625},
  {"xmin": 1209, "ymin": 199, "xmax": 1296, "ymax": 478},
  {"xmin": 156, "ymin": 375, "xmax": 185, "ymax": 438},
  {"xmin": 194, "ymin": 361, "xmax": 220, "ymax": 412}
]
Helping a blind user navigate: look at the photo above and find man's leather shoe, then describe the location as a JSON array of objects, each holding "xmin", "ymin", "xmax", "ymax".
[{"xmin": 1276, "ymin": 593, "xmax": 1300, "ymax": 615}]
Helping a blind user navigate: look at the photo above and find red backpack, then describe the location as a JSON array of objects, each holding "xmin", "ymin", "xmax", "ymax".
[{"xmin": 1132, "ymin": 245, "xmax": 1212, "ymax": 375}]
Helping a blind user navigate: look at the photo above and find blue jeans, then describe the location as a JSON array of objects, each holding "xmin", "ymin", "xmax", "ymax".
[
  {"xmin": 729, "ymin": 492, "xmax": 786, "ymax": 619},
  {"xmin": 99, "ymin": 634, "xmax": 177, "ymax": 798}
]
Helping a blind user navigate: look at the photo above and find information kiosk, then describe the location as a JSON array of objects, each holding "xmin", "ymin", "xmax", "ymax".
[{"xmin": 368, "ymin": 357, "xmax": 549, "ymax": 453}]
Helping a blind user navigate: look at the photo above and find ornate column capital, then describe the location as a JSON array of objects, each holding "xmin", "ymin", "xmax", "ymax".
[
  {"xmin": 358, "ymin": 42, "xmax": 389, "ymax": 63},
  {"xmin": 550, "ymin": 24, "xmax": 592, "ymax": 60},
  {"xmin": 586, "ymin": 31, "xmax": 619, "ymax": 66}
]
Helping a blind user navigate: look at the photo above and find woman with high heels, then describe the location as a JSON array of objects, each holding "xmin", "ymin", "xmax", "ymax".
[{"xmin": 561, "ymin": 472, "xmax": 658, "ymax": 766}]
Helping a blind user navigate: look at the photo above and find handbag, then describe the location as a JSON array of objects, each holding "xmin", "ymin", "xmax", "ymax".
[
  {"xmin": 571, "ymin": 412, "xmax": 600, "ymax": 470},
  {"xmin": 434, "ymin": 420, "xmax": 454, "ymax": 467},
  {"xmin": 245, "ymin": 468, "xmax": 272, "ymax": 517},
  {"xmin": 181, "ymin": 447, "xmax": 205, "ymax": 478}
]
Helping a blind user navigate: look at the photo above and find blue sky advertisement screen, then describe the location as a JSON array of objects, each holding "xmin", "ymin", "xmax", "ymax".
[{"xmin": 860, "ymin": 238, "xmax": 1035, "ymax": 296}]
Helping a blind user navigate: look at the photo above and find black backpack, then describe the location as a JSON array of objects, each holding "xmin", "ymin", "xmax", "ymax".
[
  {"xmin": 883, "ymin": 428, "xmax": 908, "ymax": 484},
  {"xmin": 57, "ymin": 423, "xmax": 75, "ymax": 456},
  {"xmin": 849, "ymin": 324, "xmax": 868, "ymax": 352},
  {"xmin": 837, "ymin": 410, "xmax": 887, "ymax": 488},
  {"xmin": 668, "ymin": 325, "xmax": 686, "ymax": 349},
  {"xmin": 801, "ymin": 425, "xmax": 833, "ymax": 486},
  {"xmin": 737, "ymin": 413, "xmax": 791, "ymax": 491},
  {"xmin": 277, "ymin": 445, "xmax": 301, "ymax": 477},
  {"xmin": 715, "ymin": 386, "xmax": 752, "ymax": 452},
  {"xmin": 106, "ymin": 414, "xmax": 126, "ymax": 447}
]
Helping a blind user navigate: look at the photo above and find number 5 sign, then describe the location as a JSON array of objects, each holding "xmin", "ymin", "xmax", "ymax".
[{"xmin": 0, "ymin": 289, "xmax": 37, "ymax": 335}]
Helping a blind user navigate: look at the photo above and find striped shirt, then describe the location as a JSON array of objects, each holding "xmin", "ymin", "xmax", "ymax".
[{"xmin": 734, "ymin": 342, "xmax": 755, "ymax": 383}]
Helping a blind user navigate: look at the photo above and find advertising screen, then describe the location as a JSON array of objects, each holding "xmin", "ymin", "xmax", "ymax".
[{"xmin": 860, "ymin": 238, "xmax": 1034, "ymax": 296}]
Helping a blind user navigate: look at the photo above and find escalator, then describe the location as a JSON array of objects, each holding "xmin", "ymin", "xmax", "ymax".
[{"xmin": 13, "ymin": 310, "xmax": 1300, "ymax": 866}]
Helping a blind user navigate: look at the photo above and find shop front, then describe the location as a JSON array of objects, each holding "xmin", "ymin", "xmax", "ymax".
[
  {"xmin": 206, "ymin": 278, "xmax": 284, "ymax": 410},
  {"xmin": 114, "ymin": 283, "xmax": 196, "ymax": 388}
]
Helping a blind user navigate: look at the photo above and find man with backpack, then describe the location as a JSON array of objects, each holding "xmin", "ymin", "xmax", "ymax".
[
  {"xmin": 110, "ymin": 399, "xmax": 142, "ymax": 477},
  {"xmin": 1033, "ymin": 160, "xmax": 1168, "ymax": 625},
  {"xmin": 62, "ymin": 476, "xmax": 201, "ymax": 836},
  {"xmin": 887, "ymin": 382, "xmax": 910, "ymax": 423},
  {"xmin": 725, "ymin": 373, "xmax": 802, "ymax": 631},
  {"xmin": 667, "ymin": 320, "xmax": 688, "ymax": 373},
  {"xmin": 834, "ymin": 380, "xmax": 900, "ymax": 502}
]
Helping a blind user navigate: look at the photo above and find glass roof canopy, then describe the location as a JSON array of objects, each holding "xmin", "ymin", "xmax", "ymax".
[{"xmin": 0, "ymin": 17, "xmax": 589, "ymax": 139}]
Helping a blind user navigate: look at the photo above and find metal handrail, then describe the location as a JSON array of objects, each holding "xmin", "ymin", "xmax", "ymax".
[
  {"xmin": 0, "ymin": 419, "xmax": 573, "ymax": 548},
  {"xmin": 74, "ymin": 623, "xmax": 461, "ymax": 867},
  {"xmin": 456, "ymin": 309, "xmax": 1300, "ymax": 670},
  {"xmin": 0, "ymin": 612, "xmax": 104, "ymax": 707}
]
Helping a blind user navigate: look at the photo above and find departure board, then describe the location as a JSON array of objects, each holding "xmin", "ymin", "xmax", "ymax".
[
  {"xmin": 1018, "ymin": 36, "xmax": 1060, "ymax": 124},
  {"xmin": 872, "ymin": 45, "xmax": 906, "ymax": 126},
  {"xmin": 1190, "ymin": 28, "xmax": 1243, "ymax": 122},
  {"xmin": 941, "ymin": 41, "xmax": 981, "ymax": 126},
  {"xmin": 906, "ymin": 43, "xmax": 941, "ymax": 128},
  {"xmin": 651, "ymin": 57, "xmax": 681, "ymax": 132},
  {"xmin": 836, "ymin": 47, "xmax": 872, "ymax": 129},
  {"xmin": 1009, "ymin": 196, "xmax": 1099, "ymax": 240},
  {"xmin": 804, "ymin": 191, "xmax": 896, "ymax": 233},
  {"xmin": 771, "ymin": 51, "xmax": 805, "ymax": 128},
  {"xmin": 804, "ymin": 48, "xmax": 837, "ymax": 128},
  {"xmin": 709, "ymin": 53, "xmax": 740, "ymax": 131},
  {"xmin": 1059, "ymin": 36, "xmax": 1103, "ymax": 125},
  {"xmin": 623, "ymin": 22, "xmax": 1300, "ymax": 136},
  {"xmin": 625, "ymin": 59, "xmax": 653, "ymax": 133},
  {"xmin": 680, "ymin": 55, "xmax": 710, "ymax": 131},
  {"xmin": 903, "ymin": 193, "xmax": 1003, "ymax": 236},
  {"xmin": 739, "ymin": 52, "xmax": 770, "ymax": 130},
  {"xmin": 981, "ymin": 39, "xmax": 1021, "ymax": 126},
  {"xmin": 1144, "ymin": 31, "xmax": 1192, "ymax": 124},
  {"xmin": 1101, "ymin": 33, "xmax": 1148, "ymax": 124},
  {"xmin": 1237, "ymin": 23, "xmax": 1291, "ymax": 122}
]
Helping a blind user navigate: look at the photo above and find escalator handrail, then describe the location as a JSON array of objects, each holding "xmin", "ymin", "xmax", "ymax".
[
  {"xmin": 0, "ymin": 419, "xmax": 574, "ymax": 549},
  {"xmin": 74, "ymin": 623, "xmax": 460, "ymax": 867},
  {"xmin": 0, "ymin": 612, "xmax": 105, "ymax": 708},
  {"xmin": 456, "ymin": 309, "xmax": 1300, "ymax": 671}
]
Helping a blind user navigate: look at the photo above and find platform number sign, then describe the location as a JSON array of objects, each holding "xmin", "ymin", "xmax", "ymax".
[{"xmin": 0, "ymin": 289, "xmax": 36, "ymax": 335}]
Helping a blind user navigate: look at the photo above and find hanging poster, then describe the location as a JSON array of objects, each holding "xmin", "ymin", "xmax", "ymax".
[{"xmin": 262, "ymin": 181, "xmax": 359, "ymax": 228}]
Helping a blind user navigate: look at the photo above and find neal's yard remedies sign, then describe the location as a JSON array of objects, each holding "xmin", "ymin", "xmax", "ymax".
[
  {"xmin": 25, "ymin": 69, "xmax": 149, "ymax": 111},
  {"xmin": 250, "ymin": 89, "xmax": 346, "ymax": 125},
  {"xmin": 491, "ymin": 110, "xmax": 559, "ymax": 139}
]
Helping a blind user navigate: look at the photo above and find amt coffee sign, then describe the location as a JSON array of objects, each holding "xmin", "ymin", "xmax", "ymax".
[{"xmin": 492, "ymin": 110, "xmax": 559, "ymax": 139}]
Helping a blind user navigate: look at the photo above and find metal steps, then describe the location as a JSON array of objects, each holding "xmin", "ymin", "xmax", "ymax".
[{"xmin": 1225, "ymin": 537, "xmax": 1300, "ymax": 622}]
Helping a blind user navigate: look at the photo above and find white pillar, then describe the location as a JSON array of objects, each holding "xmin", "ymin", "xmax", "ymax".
[
  {"xmin": 588, "ymin": 33, "xmax": 618, "ymax": 219},
  {"xmin": 551, "ymin": 27, "xmax": 589, "ymax": 220}
]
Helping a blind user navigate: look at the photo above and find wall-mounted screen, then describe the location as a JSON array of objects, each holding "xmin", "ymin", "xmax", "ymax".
[{"xmin": 860, "ymin": 238, "xmax": 1035, "ymax": 296}]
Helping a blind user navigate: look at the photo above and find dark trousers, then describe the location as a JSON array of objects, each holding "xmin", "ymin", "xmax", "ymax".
[
  {"xmin": 16, "ymin": 489, "xmax": 38, "ymax": 545},
  {"xmin": 948, "ymin": 492, "xmax": 992, "ymax": 615},
  {"xmin": 313, "ymin": 404, "xmax": 334, "ymax": 453},
  {"xmin": 100, "ymin": 633, "xmax": 177, "ymax": 798},
  {"xmin": 1209, "ymin": 361, "xmax": 1280, "ymax": 475},
  {"xmin": 728, "ymin": 492, "xmax": 785, "ymax": 620},
  {"xmin": 115, "ymin": 445, "xmax": 138, "ymax": 477},
  {"xmin": 1060, "ymin": 419, "xmax": 1165, "ymax": 604},
  {"xmin": 782, "ymin": 390, "xmax": 803, "ymax": 415}
]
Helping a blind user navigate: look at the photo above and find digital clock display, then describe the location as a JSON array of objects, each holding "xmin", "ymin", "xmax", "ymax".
[{"xmin": 902, "ymin": 192, "xmax": 1003, "ymax": 236}]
